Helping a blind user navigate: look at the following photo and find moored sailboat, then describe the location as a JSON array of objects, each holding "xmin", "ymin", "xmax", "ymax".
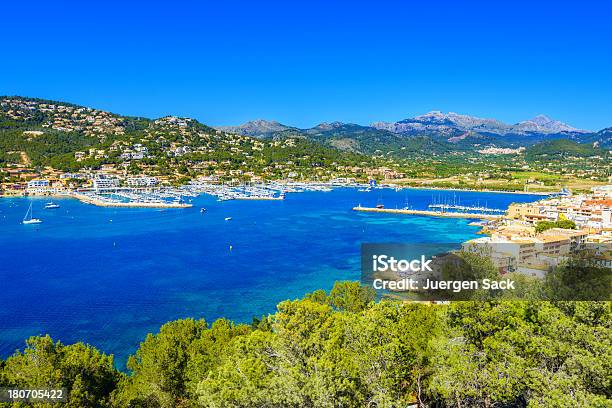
[{"xmin": 22, "ymin": 202, "xmax": 42, "ymax": 224}]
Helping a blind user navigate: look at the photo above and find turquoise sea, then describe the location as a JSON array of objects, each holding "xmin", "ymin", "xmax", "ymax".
[{"xmin": 0, "ymin": 188, "xmax": 541, "ymax": 368}]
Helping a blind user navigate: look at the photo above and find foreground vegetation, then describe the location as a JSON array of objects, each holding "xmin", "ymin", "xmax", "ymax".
[{"xmin": 1, "ymin": 281, "xmax": 609, "ymax": 408}]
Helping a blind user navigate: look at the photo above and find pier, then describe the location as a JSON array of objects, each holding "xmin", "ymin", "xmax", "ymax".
[
  {"xmin": 71, "ymin": 193, "xmax": 192, "ymax": 208},
  {"xmin": 428, "ymin": 204, "xmax": 505, "ymax": 213},
  {"xmin": 352, "ymin": 206, "xmax": 502, "ymax": 220},
  {"xmin": 235, "ymin": 195, "xmax": 284, "ymax": 201}
]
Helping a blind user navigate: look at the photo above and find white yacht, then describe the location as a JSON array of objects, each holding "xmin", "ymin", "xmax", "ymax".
[{"xmin": 22, "ymin": 202, "xmax": 42, "ymax": 224}]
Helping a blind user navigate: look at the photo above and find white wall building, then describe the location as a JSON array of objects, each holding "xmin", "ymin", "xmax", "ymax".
[
  {"xmin": 127, "ymin": 177, "xmax": 158, "ymax": 187},
  {"xmin": 27, "ymin": 179, "xmax": 49, "ymax": 188},
  {"xmin": 92, "ymin": 176, "xmax": 120, "ymax": 190}
]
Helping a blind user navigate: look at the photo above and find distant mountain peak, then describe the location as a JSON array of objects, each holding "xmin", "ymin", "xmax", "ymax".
[
  {"xmin": 416, "ymin": 110, "xmax": 444, "ymax": 118},
  {"xmin": 313, "ymin": 121, "xmax": 345, "ymax": 131},
  {"xmin": 215, "ymin": 119, "xmax": 293, "ymax": 137},
  {"xmin": 532, "ymin": 114, "xmax": 552, "ymax": 123},
  {"xmin": 515, "ymin": 114, "xmax": 584, "ymax": 133},
  {"xmin": 372, "ymin": 111, "xmax": 588, "ymax": 136},
  {"xmin": 248, "ymin": 119, "xmax": 283, "ymax": 126}
]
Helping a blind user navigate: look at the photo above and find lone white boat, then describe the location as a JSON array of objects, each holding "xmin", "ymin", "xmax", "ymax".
[
  {"xmin": 224, "ymin": 217, "xmax": 232, "ymax": 221},
  {"xmin": 22, "ymin": 202, "xmax": 42, "ymax": 224},
  {"xmin": 44, "ymin": 202, "xmax": 60, "ymax": 209}
]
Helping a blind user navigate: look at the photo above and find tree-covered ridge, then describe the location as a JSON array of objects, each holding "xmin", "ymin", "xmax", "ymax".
[
  {"xmin": 304, "ymin": 123, "xmax": 457, "ymax": 157},
  {"xmin": 0, "ymin": 97, "xmax": 374, "ymax": 180},
  {"xmin": 525, "ymin": 139, "xmax": 607, "ymax": 159},
  {"xmin": 0, "ymin": 96, "xmax": 137, "ymax": 138},
  {"xmin": 1, "ymin": 282, "xmax": 610, "ymax": 408}
]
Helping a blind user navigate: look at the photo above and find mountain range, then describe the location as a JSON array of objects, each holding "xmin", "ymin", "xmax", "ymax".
[
  {"xmin": 218, "ymin": 112, "xmax": 611, "ymax": 156},
  {"xmin": 1, "ymin": 96, "xmax": 608, "ymax": 167},
  {"xmin": 371, "ymin": 111, "xmax": 585, "ymax": 136}
]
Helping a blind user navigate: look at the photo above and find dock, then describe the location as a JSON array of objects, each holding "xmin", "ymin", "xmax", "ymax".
[
  {"xmin": 71, "ymin": 193, "xmax": 192, "ymax": 208},
  {"xmin": 234, "ymin": 196, "xmax": 284, "ymax": 201},
  {"xmin": 352, "ymin": 206, "xmax": 502, "ymax": 220}
]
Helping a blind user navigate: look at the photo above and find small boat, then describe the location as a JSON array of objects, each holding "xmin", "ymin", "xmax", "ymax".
[
  {"xmin": 200, "ymin": 208, "xmax": 206, "ymax": 213},
  {"xmin": 44, "ymin": 202, "xmax": 60, "ymax": 209},
  {"xmin": 224, "ymin": 217, "xmax": 232, "ymax": 221},
  {"xmin": 376, "ymin": 196, "xmax": 384, "ymax": 209},
  {"xmin": 22, "ymin": 202, "xmax": 42, "ymax": 224}
]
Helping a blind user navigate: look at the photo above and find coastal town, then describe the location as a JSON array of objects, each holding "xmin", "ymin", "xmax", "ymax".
[
  {"xmin": 353, "ymin": 184, "xmax": 611, "ymax": 277},
  {"xmin": 464, "ymin": 185, "xmax": 612, "ymax": 275}
]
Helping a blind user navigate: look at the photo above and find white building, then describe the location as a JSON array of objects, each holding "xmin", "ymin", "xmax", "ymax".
[
  {"xmin": 26, "ymin": 179, "xmax": 59, "ymax": 195},
  {"xmin": 172, "ymin": 146, "xmax": 191, "ymax": 156},
  {"xmin": 60, "ymin": 173, "xmax": 85, "ymax": 179},
  {"xmin": 27, "ymin": 179, "xmax": 49, "ymax": 188},
  {"xmin": 127, "ymin": 177, "xmax": 158, "ymax": 187},
  {"xmin": 92, "ymin": 176, "xmax": 120, "ymax": 190}
]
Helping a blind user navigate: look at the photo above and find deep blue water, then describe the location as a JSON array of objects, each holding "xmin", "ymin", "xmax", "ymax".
[{"xmin": 0, "ymin": 188, "xmax": 541, "ymax": 368}]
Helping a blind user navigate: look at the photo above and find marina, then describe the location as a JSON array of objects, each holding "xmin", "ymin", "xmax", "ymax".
[
  {"xmin": 71, "ymin": 192, "xmax": 193, "ymax": 208},
  {"xmin": 182, "ymin": 180, "xmax": 338, "ymax": 201},
  {"xmin": 426, "ymin": 193, "xmax": 506, "ymax": 214},
  {"xmin": 14, "ymin": 182, "xmax": 527, "ymax": 221},
  {"xmin": 427, "ymin": 204, "xmax": 505, "ymax": 213},
  {"xmin": 59, "ymin": 181, "xmax": 347, "ymax": 208},
  {"xmin": 353, "ymin": 205, "xmax": 502, "ymax": 220}
]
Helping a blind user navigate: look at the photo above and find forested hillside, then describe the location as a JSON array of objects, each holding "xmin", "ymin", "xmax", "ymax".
[
  {"xmin": 1, "ymin": 280, "xmax": 609, "ymax": 408},
  {"xmin": 525, "ymin": 139, "xmax": 606, "ymax": 159},
  {"xmin": 0, "ymin": 97, "xmax": 372, "ymax": 180}
]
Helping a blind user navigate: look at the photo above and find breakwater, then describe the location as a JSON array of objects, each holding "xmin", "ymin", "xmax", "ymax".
[
  {"xmin": 71, "ymin": 192, "xmax": 192, "ymax": 208},
  {"xmin": 352, "ymin": 206, "xmax": 502, "ymax": 220}
]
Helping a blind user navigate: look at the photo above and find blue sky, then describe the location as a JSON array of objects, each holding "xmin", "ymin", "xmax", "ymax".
[{"xmin": 2, "ymin": 1, "xmax": 611, "ymax": 130}]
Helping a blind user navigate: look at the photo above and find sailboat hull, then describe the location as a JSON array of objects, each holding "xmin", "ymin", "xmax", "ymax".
[{"xmin": 22, "ymin": 219, "xmax": 42, "ymax": 224}]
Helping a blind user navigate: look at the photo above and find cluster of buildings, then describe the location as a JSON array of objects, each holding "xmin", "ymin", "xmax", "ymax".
[
  {"xmin": 1, "ymin": 98, "xmax": 126, "ymax": 137},
  {"xmin": 465, "ymin": 185, "xmax": 612, "ymax": 277},
  {"xmin": 333, "ymin": 166, "xmax": 406, "ymax": 180},
  {"xmin": 2, "ymin": 98, "xmax": 390, "ymax": 186},
  {"xmin": 0, "ymin": 167, "xmax": 161, "ymax": 196},
  {"xmin": 477, "ymin": 146, "xmax": 526, "ymax": 155}
]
